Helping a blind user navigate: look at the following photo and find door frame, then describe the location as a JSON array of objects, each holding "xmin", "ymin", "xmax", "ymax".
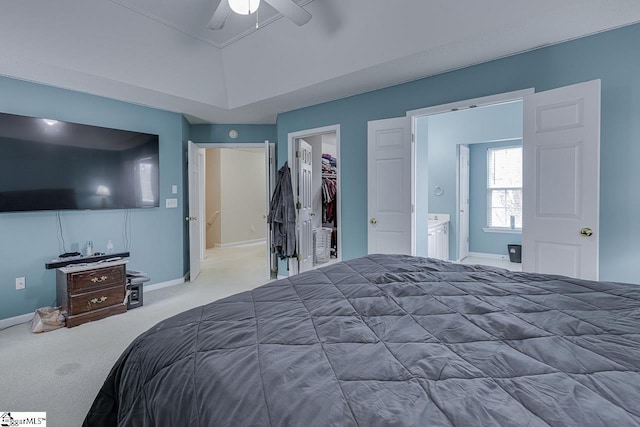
[
  {"xmin": 287, "ymin": 124, "xmax": 342, "ymax": 275},
  {"xmin": 457, "ymin": 144, "xmax": 470, "ymax": 261},
  {"xmin": 406, "ymin": 88, "xmax": 534, "ymax": 261},
  {"xmin": 187, "ymin": 140, "xmax": 203, "ymax": 282},
  {"xmin": 190, "ymin": 141, "xmax": 275, "ymax": 281}
]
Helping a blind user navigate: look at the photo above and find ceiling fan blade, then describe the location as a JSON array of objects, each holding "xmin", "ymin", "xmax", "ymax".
[
  {"xmin": 264, "ymin": 0, "xmax": 311, "ymax": 26},
  {"xmin": 208, "ymin": 0, "xmax": 232, "ymax": 30}
]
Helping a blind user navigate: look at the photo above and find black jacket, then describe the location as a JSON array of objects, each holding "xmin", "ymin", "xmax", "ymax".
[{"xmin": 268, "ymin": 162, "xmax": 296, "ymax": 259}]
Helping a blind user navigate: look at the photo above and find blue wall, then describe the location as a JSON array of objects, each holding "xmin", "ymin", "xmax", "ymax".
[
  {"xmin": 277, "ymin": 23, "xmax": 640, "ymax": 284},
  {"xmin": 190, "ymin": 124, "xmax": 277, "ymax": 144},
  {"xmin": 469, "ymin": 140, "xmax": 523, "ymax": 255},
  {"xmin": 0, "ymin": 76, "xmax": 187, "ymax": 320},
  {"xmin": 3, "ymin": 22, "xmax": 640, "ymax": 323},
  {"xmin": 424, "ymin": 101, "xmax": 523, "ymax": 260}
]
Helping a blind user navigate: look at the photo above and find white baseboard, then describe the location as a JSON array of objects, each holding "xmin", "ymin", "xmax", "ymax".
[
  {"xmin": 144, "ymin": 277, "xmax": 185, "ymax": 292},
  {"xmin": 467, "ymin": 251, "xmax": 510, "ymax": 260},
  {"xmin": 0, "ymin": 312, "xmax": 34, "ymax": 330},
  {"xmin": 0, "ymin": 277, "xmax": 187, "ymax": 330},
  {"xmin": 215, "ymin": 238, "xmax": 266, "ymax": 248}
]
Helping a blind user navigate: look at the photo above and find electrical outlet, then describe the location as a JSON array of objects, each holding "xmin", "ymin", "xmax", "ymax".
[
  {"xmin": 165, "ymin": 198, "xmax": 178, "ymax": 208},
  {"xmin": 16, "ymin": 277, "xmax": 25, "ymax": 290}
]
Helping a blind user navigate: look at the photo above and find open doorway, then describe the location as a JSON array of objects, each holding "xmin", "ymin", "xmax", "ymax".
[
  {"xmin": 205, "ymin": 147, "xmax": 268, "ymax": 281},
  {"xmin": 409, "ymin": 90, "xmax": 531, "ymax": 271},
  {"xmin": 205, "ymin": 147, "xmax": 267, "ymax": 249},
  {"xmin": 188, "ymin": 142, "xmax": 275, "ymax": 282},
  {"xmin": 370, "ymin": 81, "xmax": 601, "ymax": 280},
  {"xmin": 420, "ymin": 101, "xmax": 523, "ymax": 270},
  {"xmin": 288, "ymin": 125, "xmax": 341, "ymax": 274}
]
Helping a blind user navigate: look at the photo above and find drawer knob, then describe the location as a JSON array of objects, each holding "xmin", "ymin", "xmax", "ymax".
[
  {"xmin": 91, "ymin": 275, "xmax": 108, "ymax": 283},
  {"xmin": 90, "ymin": 296, "xmax": 108, "ymax": 304}
]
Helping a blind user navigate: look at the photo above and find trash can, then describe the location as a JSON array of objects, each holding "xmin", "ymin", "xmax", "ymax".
[
  {"xmin": 126, "ymin": 272, "xmax": 150, "ymax": 309},
  {"xmin": 508, "ymin": 244, "xmax": 522, "ymax": 263}
]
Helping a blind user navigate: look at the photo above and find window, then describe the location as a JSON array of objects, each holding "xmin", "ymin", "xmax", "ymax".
[{"xmin": 487, "ymin": 146, "xmax": 522, "ymax": 229}]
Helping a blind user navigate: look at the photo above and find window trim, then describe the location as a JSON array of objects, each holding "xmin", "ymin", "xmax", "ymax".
[{"xmin": 482, "ymin": 227, "xmax": 522, "ymax": 234}]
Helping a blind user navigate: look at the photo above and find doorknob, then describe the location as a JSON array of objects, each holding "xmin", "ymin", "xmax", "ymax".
[
  {"xmin": 310, "ymin": 213, "xmax": 316, "ymax": 216},
  {"xmin": 580, "ymin": 227, "xmax": 593, "ymax": 237},
  {"xmin": 185, "ymin": 216, "xmax": 197, "ymax": 221},
  {"xmin": 370, "ymin": 218, "xmax": 377, "ymax": 225}
]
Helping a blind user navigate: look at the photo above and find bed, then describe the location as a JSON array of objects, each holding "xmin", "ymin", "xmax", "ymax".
[{"xmin": 84, "ymin": 254, "xmax": 640, "ymax": 426}]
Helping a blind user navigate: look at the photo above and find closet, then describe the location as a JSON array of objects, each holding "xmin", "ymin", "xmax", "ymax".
[
  {"xmin": 303, "ymin": 132, "xmax": 338, "ymax": 265},
  {"xmin": 320, "ymin": 152, "xmax": 337, "ymax": 260}
]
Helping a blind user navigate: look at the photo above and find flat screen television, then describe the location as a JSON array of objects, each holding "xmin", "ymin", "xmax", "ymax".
[{"xmin": 0, "ymin": 111, "xmax": 159, "ymax": 213}]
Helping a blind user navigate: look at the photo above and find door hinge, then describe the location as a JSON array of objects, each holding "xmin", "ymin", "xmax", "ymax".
[
  {"xmin": 296, "ymin": 151, "xmax": 300, "ymax": 158},
  {"xmin": 411, "ymin": 133, "xmax": 415, "ymax": 143},
  {"xmin": 411, "ymin": 204, "xmax": 415, "ymax": 214},
  {"xmin": 296, "ymin": 201, "xmax": 302, "ymax": 210},
  {"xmin": 297, "ymin": 254, "xmax": 302, "ymax": 261}
]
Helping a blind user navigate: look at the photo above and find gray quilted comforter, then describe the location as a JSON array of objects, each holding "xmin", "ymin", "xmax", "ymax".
[{"xmin": 84, "ymin": 255, "xmax": 640, "ymax": 426}]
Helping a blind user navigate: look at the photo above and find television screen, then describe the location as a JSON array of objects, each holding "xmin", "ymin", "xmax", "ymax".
[{"xmin": 0, "ymin": 112, "xmax": 159, "ymax": 213}]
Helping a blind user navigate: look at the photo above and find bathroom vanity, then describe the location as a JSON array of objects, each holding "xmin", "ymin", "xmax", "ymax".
[{"xmin": 428, "ymin": 214, "xmax": 449, "ymax": 261}]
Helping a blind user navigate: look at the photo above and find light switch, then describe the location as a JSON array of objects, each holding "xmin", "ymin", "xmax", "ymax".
[
  {"xmin": 166, "ymin": 198, "xmax": 178, "ymax": 208},
  {"xmin": 171, "ymin": 185, "xmax": 178, "ymax": 194}
]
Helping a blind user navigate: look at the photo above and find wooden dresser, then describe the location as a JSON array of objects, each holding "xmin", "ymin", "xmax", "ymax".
[{"xmin": 56, "ymin": 260, "xmax": 128, "ymax": 328}]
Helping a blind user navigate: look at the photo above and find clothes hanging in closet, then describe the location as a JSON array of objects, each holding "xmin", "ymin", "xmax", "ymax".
[
  {"xmin": 322, "ymin": 177, "xmax": 337, "ymax": 224},
  {"xmin": 321, "ymin": 153, "xmax": 338, "ymax": 225},
  {"xmin": 268, "ymin": 162, "xmax": 296, "ymax": 259}
]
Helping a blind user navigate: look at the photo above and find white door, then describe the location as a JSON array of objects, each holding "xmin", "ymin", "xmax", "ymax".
[
  {"xmin": 265, "ymin": 141, "xmax": 276, "ymax": 279},
  {"xmin": 187, "ymin": 140, "xmax": 201, "ymax": 282},
  {"xmin": 198, "ymin": 149, "xmax": 206, "ymax": 261},
  {"xmin": 458, "ymin": 145, "xmax": 470, "ymax": 261},
  {"xmin": 522, "ymin": 79, "xmax": 600, "ymax": 280},
  {"xmin": 367, "ymin": 117, "xmax": 412, "ymax": 254},
  {"xmin": 296, "ymin": 139, "xmax": 314, "ymax": 273}
]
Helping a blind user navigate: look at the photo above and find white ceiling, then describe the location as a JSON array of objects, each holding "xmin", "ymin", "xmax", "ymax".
[
  {"xmin": 109, "ymin": 0, "xmax": 315, "ymax": 48},
  {"xmin": 1, "ymin": 0, "xmax": 640, "ymax": 124}
]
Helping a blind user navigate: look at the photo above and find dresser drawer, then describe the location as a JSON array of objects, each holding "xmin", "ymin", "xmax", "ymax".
[
  {"xmin": 68, "ymin": 265, "xmax": 125, "ymax": 292},
  {"xmin": 65, "ymin": 304, "xmax": 127, "ymax": 328},
  {"xmin": 69, "ymin": 285, "xmax": 125, "ymax": 315}
]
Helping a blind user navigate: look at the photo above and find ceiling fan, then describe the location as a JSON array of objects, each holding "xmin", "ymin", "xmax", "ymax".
[{"xmin": 208, "ymin": 0, "xmax": 312, "ymax": 30}]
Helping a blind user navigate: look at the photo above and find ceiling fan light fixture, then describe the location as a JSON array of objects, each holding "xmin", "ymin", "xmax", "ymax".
[{"xmin": 228, "ymin": 0, "xmax": 260, "ymax": 15}]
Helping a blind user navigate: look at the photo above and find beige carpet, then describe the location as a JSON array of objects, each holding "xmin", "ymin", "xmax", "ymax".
[{"xmin": 0, "ymin": 242, "xmax": 268, "ymax": 427}]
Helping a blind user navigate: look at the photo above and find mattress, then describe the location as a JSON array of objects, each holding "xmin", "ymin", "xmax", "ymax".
[{"xmin": 84, "ymin": 254, "xmax": 640, "ymax": 426}]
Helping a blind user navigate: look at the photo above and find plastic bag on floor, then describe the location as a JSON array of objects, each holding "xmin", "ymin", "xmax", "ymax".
[{"xmin": 31, "ymin": 306, "xmax": 65, "ymax": 333}]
